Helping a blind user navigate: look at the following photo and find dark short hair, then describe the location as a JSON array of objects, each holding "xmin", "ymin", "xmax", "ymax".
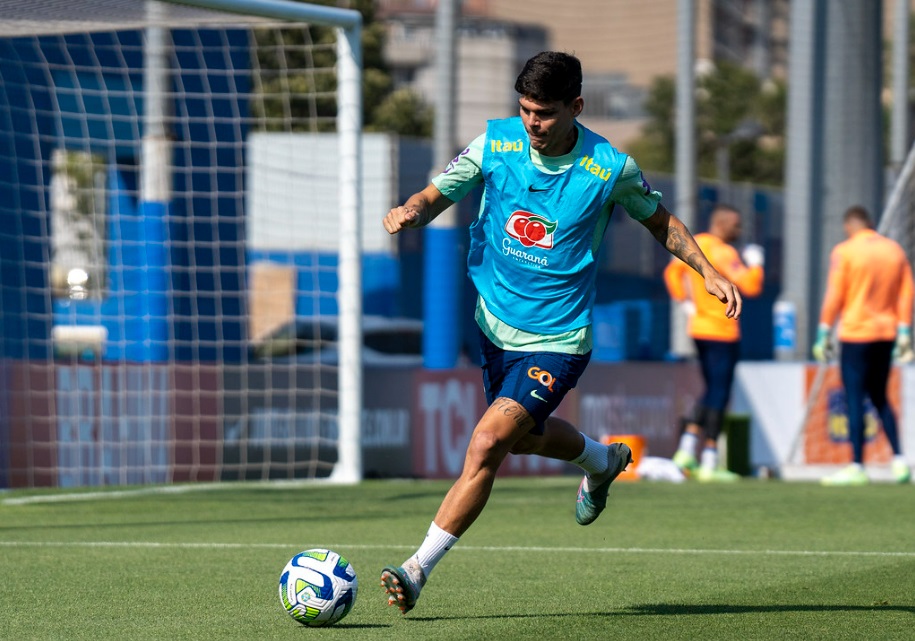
[
  {"xmin": 514, "ymin": 51, "xmax": 582, "ymax": 104},
  {"xmin": 843, "ymin": 205, "xmax": 873, "ymax": 227}
]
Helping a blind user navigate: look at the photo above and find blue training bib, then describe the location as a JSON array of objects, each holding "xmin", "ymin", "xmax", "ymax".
[{"xmin": 468, "ymin": 117, "xmax": 626, "ymax": 334}]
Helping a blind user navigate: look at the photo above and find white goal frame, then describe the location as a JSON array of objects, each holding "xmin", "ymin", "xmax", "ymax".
[{"xmin": 168, "ymin": 0, "xmax": 364, "ymax": 483}]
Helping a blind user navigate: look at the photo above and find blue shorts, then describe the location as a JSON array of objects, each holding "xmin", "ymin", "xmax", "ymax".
[
  {"xmin": 478, "ymin": 330, "xmax": 591, "ymax": 435},
  {"xmin": 693, "ymin": 338, "xmax": 740, "ymax": 412}
]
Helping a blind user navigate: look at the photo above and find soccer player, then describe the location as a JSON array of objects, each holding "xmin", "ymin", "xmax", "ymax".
[
  {"xmin": 813, "ymin": 205, "xmax": 913, "ymax": 486},
  {"xmin": 664, "ymin": 205, "xmax": 764, "ymax": 482},
  {"xmin": 379, "ymin": 51, "xmax": 742, "ymax": 615}
]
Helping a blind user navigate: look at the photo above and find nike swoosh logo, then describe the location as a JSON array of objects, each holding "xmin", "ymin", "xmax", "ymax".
[
  {"xmin": 528, "ymin": 185, "xmax": 551, "ymax": 192},
  {"xmin": 530, "ymin": 389, "xmax": 548, "ymax": 402}
]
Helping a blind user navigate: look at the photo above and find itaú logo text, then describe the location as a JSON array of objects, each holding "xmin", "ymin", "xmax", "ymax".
[{"xmin": 504, "ymin": 211, "xmax": 558, "ymax": 248}]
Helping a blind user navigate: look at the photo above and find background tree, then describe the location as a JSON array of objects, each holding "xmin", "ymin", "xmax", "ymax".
[
  {"xmin": 627, "ymin": 61, "xmax": 786, "ymax": 186},
  {"xmin": 626, "ymin": 76, "xmax": 677, "ymax": 174},
  {"xmin": 366, "ymin": 87, "xmax": 433, "ymax": 135},
  {"xmin": 252, "ymin": 0, "xmax": 433, "ymax": 136}
]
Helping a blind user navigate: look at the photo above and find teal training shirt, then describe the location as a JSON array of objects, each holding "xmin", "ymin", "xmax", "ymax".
[
  {"xmin": 469, "ymin": 116, "xmax": 626, "ymax": 334},
  {"xmin": 433, "ymin": 121, "xmax": 663, "ymax": 353}
]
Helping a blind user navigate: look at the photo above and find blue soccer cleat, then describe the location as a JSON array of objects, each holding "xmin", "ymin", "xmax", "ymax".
[
  {"xmin": 576, "ymin": 442, "xmax": 632, "ymax": 526},
  {"xmin": 380, "ymin": 562, "xmax": 426, "ymax": 614}
]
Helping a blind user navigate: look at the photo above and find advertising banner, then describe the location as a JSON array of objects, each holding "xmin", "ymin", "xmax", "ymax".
[
  {"xmin": 410, "ymin": 362, "xmax": 702, "ymax": 479},
  {"xmin": 172, "ymin": 364, "xmax": 221, "ymax": 482},
  {"xmin": 574, "ymin": 361, "xmax": 703, "ymax": 459},
  {"xmin": 55, "ymin": 364, "xmax": 170, "ymax": 487},
  {"xmin": 411, "ymin": 369, "xmax": 568, "ymax": 479},
  {"xmin": 6, "ymin": 363, "xmax": 56, "ymax": 488},
  {"xmin": 801, "ymin": 365, "xmax": 899, "ymax": 464},
  {"xmin": 361, "ymin": 367, "xmax": 415, "ymax": 478},
  {"xmin": 1, "ymin": 359, "xmax": 736, "ymax": 487}
]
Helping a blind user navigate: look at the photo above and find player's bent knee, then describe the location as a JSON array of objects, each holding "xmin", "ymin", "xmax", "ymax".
[
  {"xmin": 509, "ymin": 434, "xmax": 539, "ymax": 455},
  {"xmin": 466, "ymin": 430, "xmax": 508, "ymax": 466}
]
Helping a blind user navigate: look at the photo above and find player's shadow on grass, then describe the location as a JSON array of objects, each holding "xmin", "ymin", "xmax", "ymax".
[
  {"xmin": 625, "ymin": 603, "xmax": 915, "ymax": 616},
  {"xmin": 310, "ymin": 624, "xmax": 391, "ymax": 629},
  {"xmin": 410, "ymin": 603, "xmax": 915, "ymax": 622}
]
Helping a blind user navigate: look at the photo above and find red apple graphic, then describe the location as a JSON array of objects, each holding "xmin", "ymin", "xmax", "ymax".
[
  {"xmin": 506, "ymin": 211, "xmax": 556, "ymax": 248},
  {"xmin": 525, "ymin": 220, "xmax": 546, "ymax": 242}
]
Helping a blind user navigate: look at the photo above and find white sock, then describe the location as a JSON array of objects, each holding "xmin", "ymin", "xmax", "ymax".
[
  {"xmin": 677, "ymin": 431, "xmax": 700, "ymax": 457},
  {"xmin": 700, "ymin": 447, "xmax": 718, "ymax": 471},
  {"xmin": 571, "ymin": 434, "xmax": 609, "ymax": 477},
  {"xmin": 892, "ymin": 454, "xmax": 906, "ymax": 465},
  {"xmin": 411, "ymin": 522, "xmax": 459, "ymax": 580}
]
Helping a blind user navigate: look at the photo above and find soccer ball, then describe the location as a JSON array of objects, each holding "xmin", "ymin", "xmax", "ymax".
[{"xmin": 278, "ymin": 549, "xmax": 358, "ymax": 626}]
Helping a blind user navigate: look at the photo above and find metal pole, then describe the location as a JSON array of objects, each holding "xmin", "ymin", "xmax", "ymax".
[
  {"xmin": 423, "ymin": 0, "xmax": 461, "ymax": 368},
  {"xmin": 716, "ymin": 143, "xmax": 730, "ymax": 204},
  {"xmin": 782, "ymin": 0, "xmax": 825, "ymax": 360},
  {"xmin": 675, "ymin": 0, "xmax": 696, "ymax": 233},
  {"xmin": 891, "ymin": 0, "xmax": 911, "ymax": 173},
  {"xmin": 433, "ymin": 0, "xmax": 458, "ymax": 184},
  {"xmin": 142, "ymin": 1, "xmax": 171, "ymax": 205},
  {"xmin": 140, "ymin": 1, "xmax": 172, "ymax": 363},
  {"xmin": 671, "ymin": 0, "xmax": 696, "ymax": 358},
  {"xmin": 753, "ymin": 0, "xmax": 771, "ymax": 78}
]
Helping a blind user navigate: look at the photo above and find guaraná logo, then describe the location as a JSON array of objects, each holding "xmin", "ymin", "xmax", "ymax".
[{"xmin": 505, "ymin": 211, "xmax": 558, "ymax": 248}]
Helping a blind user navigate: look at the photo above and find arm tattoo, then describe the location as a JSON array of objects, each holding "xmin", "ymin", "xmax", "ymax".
[
  {"xmin": 665, "ymin": 224, "xmax": 688, "ymax": 256},
  {"xmin": 404, "ymin": 202, "xmax": 428, "ymax": 227},
  {"xmin": 493, "ymin": 397, "xmax": 534, "ymax": 430},
  {"xmin": 644, "ymin": 207, "xmax": 708, "ymax": 277},
  {"xmin": 667, "ymin": 226, "xmax": 706, "ymax": 275}
]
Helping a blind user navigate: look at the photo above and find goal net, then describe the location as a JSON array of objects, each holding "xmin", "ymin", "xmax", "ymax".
[
  {"xmin": 789, "ymin": 142, "xmax": 915, "ymax": 475},
  {"xmin": 0, "ymin": 0, "xmax": 363, "ymax": 488}
]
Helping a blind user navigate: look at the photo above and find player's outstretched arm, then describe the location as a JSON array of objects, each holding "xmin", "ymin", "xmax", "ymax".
[
  {"xmin": 383, "ymin": 184, "xmax": 454, "ymax": 235},
  {"xmin": 640, "ymin": 203, "xmax": 742, "ymax": 320}
]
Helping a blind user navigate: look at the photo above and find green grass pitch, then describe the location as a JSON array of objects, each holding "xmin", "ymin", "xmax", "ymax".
[{"xmin": 1, "ymin": 477, "xmax": 913, "ymax": 640}]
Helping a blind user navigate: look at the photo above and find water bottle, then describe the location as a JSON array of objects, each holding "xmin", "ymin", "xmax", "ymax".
[{"xmin": 773, "ymin": 299, "xmax": 796, "ymax": 360}]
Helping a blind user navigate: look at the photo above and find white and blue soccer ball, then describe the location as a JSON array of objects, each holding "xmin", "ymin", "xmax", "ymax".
[{"xmin": 279, "ymin": 548, "xmax": 358, "ymax": 626}]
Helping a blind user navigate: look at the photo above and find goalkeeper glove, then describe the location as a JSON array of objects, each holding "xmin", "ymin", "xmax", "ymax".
[
  {"xmin": 741, "ymin": 243, "xmax": 765, "ymax": 268},
  {"xmin": 894, "ymin": 325, "xmax": 914, "ymax": 364},
  {"xmin": 811, "ymin": 324, "xmax": 834, "ymax": 363}
]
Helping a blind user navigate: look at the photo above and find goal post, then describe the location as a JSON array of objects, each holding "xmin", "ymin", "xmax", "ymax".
[
  {"xmin": 169, "ymin": 0, "xmax": 366, "ymax": 485},
  {"xmin": 0, "ymin": 0, "xmax": 364, "ymax": 487}
]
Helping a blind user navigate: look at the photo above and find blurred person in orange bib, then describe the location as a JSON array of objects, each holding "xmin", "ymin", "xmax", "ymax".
[
  {"xmin": 813, "ymin": 205, "xmax": 913, "ymax": 486},
  {"xmin": 664, "ymin": 205, "xmax": 764, "ymax": 482}
]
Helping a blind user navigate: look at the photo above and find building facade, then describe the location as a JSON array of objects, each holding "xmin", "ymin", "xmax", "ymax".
[{"xmin": 377, "ymin": 0, "xmax": 791, "ymax": 148}]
